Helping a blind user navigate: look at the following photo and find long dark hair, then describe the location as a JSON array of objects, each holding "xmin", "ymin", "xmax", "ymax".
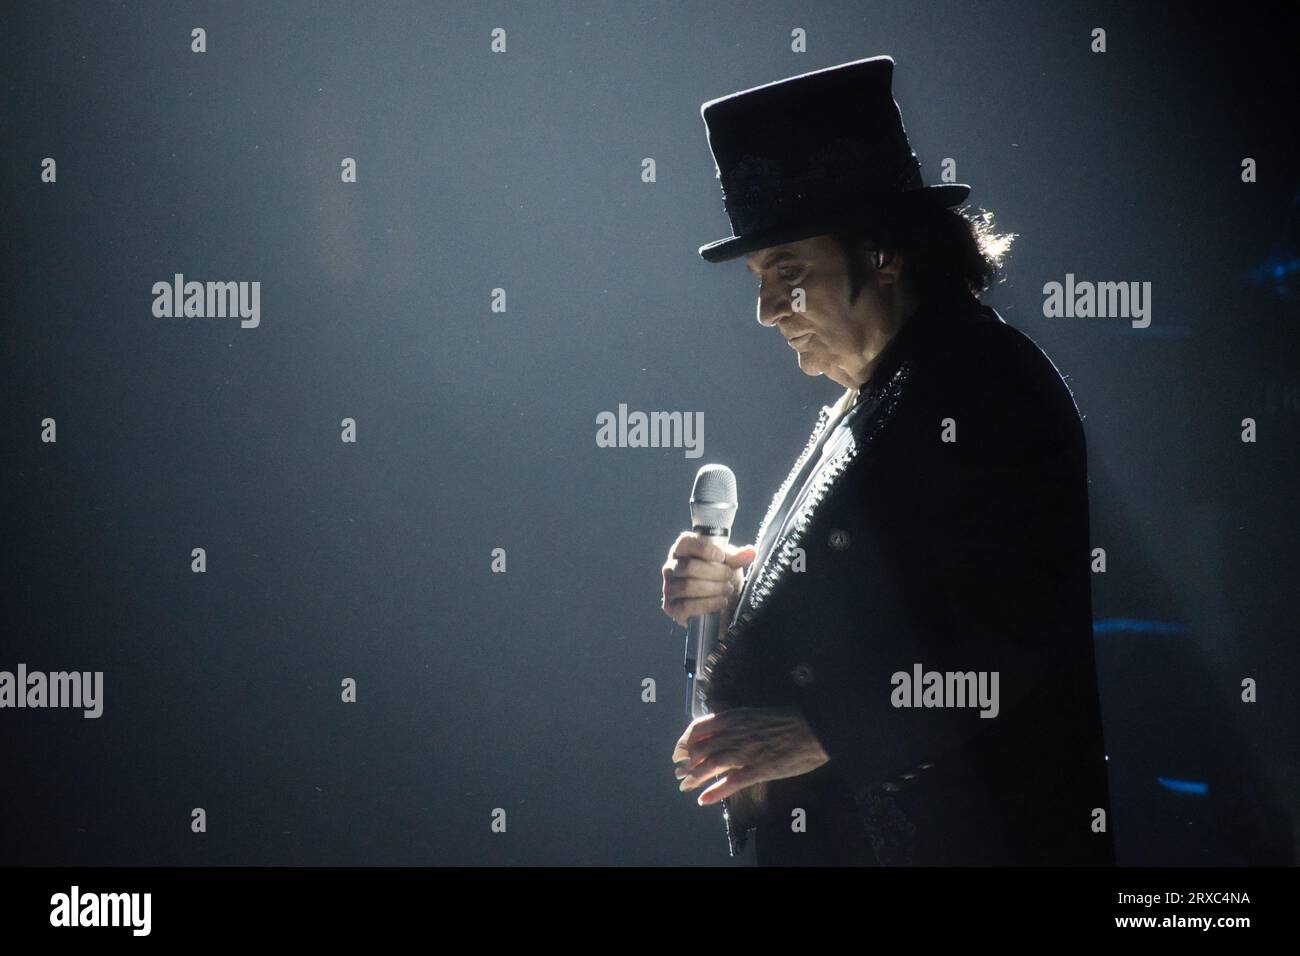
[{"xmin": 832, "ymin": 203, "xmax": 1016, "ymax": 304}]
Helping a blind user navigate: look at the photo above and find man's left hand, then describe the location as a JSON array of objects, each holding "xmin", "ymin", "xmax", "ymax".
[{"xmin": 672, "ymin": 706, "xmax": 830, "ymax": 805}]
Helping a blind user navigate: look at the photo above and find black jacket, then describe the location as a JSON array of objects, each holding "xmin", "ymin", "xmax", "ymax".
[{"xmin": 701, "ymin": 292, "xmax": 1116, "ymax": 866}]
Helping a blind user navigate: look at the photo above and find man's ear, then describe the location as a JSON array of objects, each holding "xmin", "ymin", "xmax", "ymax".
[{"xmin": 875, "ymin": 248, "xmax": 903, "ymax": 283}]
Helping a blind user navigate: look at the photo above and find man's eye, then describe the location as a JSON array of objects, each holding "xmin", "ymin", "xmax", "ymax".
[{"xmin": 779, "ymin": 266, "xmax": 803, "ymax": 282}]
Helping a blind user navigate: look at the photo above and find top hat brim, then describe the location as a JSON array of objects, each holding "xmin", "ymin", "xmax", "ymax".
[{"xmin": 698, "ymin": 182, "xmax": 971, "ymax": 263}]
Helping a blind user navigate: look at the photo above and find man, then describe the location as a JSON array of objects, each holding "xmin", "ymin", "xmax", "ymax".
[{"xmin": 661, "ymin": 56, "xmax": 1115, "ymax": 865}]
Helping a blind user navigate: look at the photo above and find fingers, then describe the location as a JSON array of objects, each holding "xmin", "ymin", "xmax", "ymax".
[
  {"xmin": 669, "ymin": 531, "xmax": 727, "ymax": 564},
  {"xmin": 662, "ymin": 556, "xmax": 733, "ymax": 584},
  {"xmin": 662, "ymin": 546, "xmax": 741, "ymax": 626},
  {"xmin": 661, "ymin": 535, "xmax": 755, "ymax": 627},
  {"xmin": 681, "ymin": 736, "xmax": 733, "ymax": 772},
  {"xmin": 672, "ymin": 714, "xmax": 714, "ymax": 763},
  {"xmin": 678, "ymin": 734, "xmax": 744, "ymax": 774},
  {"xmin": 672, "ymin": 710, "xmax": 740, "ymax": 762},
  {"xmin": 722, "ymin": 543, "xmax": 758, "ymax": 569},
  {"xmin": 671, "ymin": 716, "xmax": 756, "ymax": 803},
  {"xmin": 670, "ymin": 714, "xmax": 763, "ymax": 804},
  {"xmin": 662, "ymin": 559, "xmax": 734, "ymax": 614},
  {"xmin": 675, "ymin": 718, "xmax": 741, "ymax": 770},
  {"xmin": 663, "ymin": 571, "xmax": 732, "ymax": 601},
  {"xmin": 678, "ymin": 749, "xmax": 745, "ymax": 792},
  {"xmin": 698, "ymin": 769, "xmax": 758, "ymax": 805},
  {"xmin": 677, "ymin": 714, "xmax": 748, "ymax": 776}
]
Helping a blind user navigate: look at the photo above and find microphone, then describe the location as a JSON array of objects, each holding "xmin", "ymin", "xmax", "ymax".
[{"xmin": 683, "ymin": 463, "xmax": 738, "ymax": 721}]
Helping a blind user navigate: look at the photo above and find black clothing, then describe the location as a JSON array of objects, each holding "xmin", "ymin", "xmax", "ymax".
[{"xmin": 701, "ymin": 293, "xmax": 1116, "ymax": 866}]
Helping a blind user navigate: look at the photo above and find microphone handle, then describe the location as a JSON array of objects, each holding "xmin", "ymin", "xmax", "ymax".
[{"xmin": 684, "ymin": 529, "xmax": 730, "ymax": 722}]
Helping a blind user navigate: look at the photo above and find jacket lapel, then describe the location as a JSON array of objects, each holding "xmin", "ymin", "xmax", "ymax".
[
  {"xmin": 736, "ymin": 359, "xmax": 915, "ymax": 624},
  {"xmin": 732, "ymin": 401, "xmax": 837, "ymax": 626}
]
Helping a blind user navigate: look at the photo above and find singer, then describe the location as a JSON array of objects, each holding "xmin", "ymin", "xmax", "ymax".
[{"xmin": 661, "ymin": 56, "xmax": 1115, "ymax": 865}]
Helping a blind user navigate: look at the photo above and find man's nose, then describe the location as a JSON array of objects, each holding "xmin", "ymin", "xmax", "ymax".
[{"xmin": 756, "ymin": 286, "xmax": 789, "ymax": 327}]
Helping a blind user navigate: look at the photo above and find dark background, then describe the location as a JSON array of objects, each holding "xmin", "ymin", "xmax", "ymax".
[{"xmin": 1, "ymin": 0, "xmax": 1296, "ymax": 865}]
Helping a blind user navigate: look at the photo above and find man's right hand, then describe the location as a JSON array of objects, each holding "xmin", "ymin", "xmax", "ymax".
[{"xmin": 661, "ymin": 533, "xmax": 758, "ymax": 628}]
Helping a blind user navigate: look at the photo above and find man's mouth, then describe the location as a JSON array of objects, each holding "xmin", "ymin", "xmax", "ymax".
[{"xmin": 787, "ymin": 332, "xmax": 813, "ymax": 349}]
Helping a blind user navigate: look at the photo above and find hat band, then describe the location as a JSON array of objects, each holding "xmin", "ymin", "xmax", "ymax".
[{"xmin": 724, "ymin": 179, "xmax": 918, "ymax": 235}]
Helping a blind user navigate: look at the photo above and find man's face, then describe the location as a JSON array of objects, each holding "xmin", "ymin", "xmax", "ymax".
[{"xmin": 744, "ymin": 235, "xmax": 885, "ymax": 382}]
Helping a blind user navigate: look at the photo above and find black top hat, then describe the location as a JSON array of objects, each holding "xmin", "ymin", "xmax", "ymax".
[{"xmin": 697, "ymin": 55, "xmax": 970, "ymax": 263}]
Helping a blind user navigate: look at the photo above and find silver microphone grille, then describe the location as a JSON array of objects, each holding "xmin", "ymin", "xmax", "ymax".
[{"xmin": 690, "ymin": 464, "xmax": 738, "ymax": 531}]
